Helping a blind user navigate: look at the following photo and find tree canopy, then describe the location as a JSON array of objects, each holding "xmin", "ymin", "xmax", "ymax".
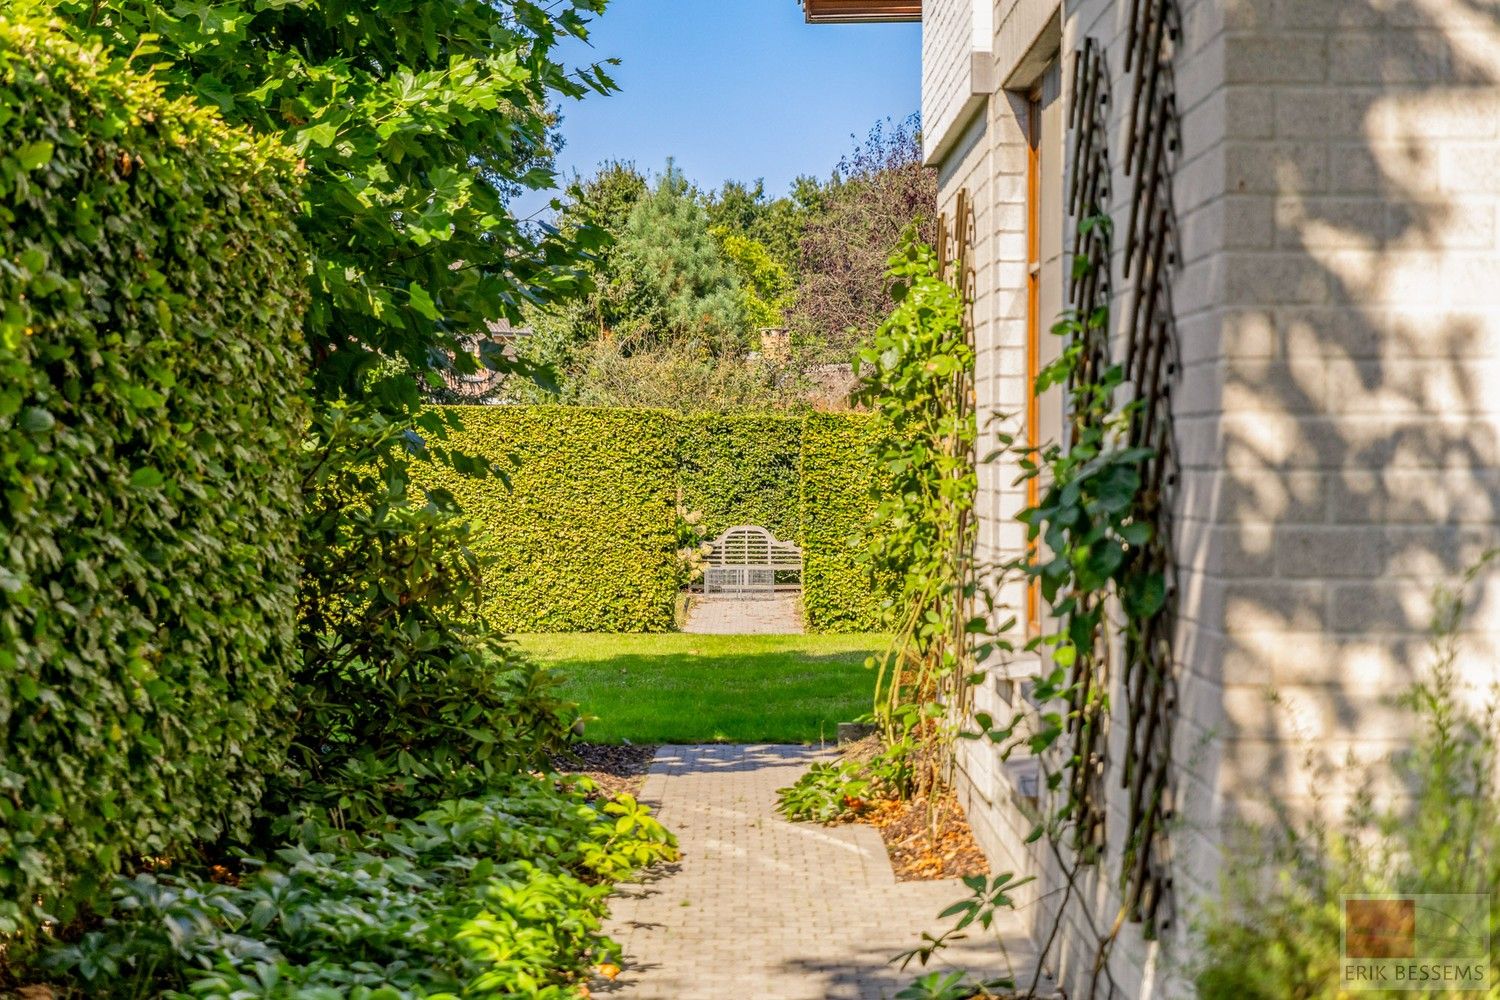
[
  {"xmin": 513, "ymin": 115, "xmax": 935, "ymax": 411},
  {"xmin": 612, "ymin": 164, "xmax": 746, "ymax": 355},
  {"xmin": 59, "ymin": 0, "xmax": 617, "ymax": 418},
  {"xmin": 789, "ymin": 115, "xmax": 937, "ymax": 362}
]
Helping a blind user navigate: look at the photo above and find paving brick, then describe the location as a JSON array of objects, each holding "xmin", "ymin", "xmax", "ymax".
[
  {"xmin": 596, "ymin": 745, "xmax": 1039, "ymax": 1000},
  {"xmin": 682, "ymin": 595, "xmax": 802, "ymax": 634}
]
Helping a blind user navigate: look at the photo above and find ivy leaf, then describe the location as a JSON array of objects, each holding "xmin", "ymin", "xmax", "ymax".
[{"xmin": 18, "ymin": 407, "xmax": 54, "ymax": 434}]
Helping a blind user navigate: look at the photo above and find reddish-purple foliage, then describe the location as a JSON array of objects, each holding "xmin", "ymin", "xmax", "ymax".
[{"xmin": 789, "ymin": 115, "xmax": 937, "ymax": 361}]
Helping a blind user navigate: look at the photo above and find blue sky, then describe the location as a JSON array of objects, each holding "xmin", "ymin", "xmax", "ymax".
[{"xmin": 514, "ymin": 0, "xmax": 921, "ymax": 219}]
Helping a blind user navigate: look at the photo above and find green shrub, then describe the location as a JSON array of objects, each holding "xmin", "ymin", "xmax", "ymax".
[
  {"xmin": 42, "ymin": 779, "xmax": 677, "ymax": 999},
  {"xmin": 0, "ymin": 16, "xmax": 306, "ymax": 933},
  {"xmin": 676, "ymin": 413, "xmax": 802, "ymax": 540},
  {"xmin": 801, "ymin": 412, "xmax": 891, "ymax": 632},
  {"xmin": 419, "ymin": 406, "xmax": 680, "ymax": 633},
  {"xmin": 776, "ymin": 741, "xmax": 915, "ymax": 823},
  {"xmin": 776, "ymin": 760, "xmax": 875, "ymax": 823},
  {"xmin": 286, "ymin": 404, "xmax": 577, "ymax": 832}
]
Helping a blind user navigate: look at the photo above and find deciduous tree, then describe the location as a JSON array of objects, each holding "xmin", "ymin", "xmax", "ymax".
[
  {"xmin": 61, "ymin": 0, "xmax": 616, "ymax": 417},
  {"xmin": 789, "ymin": 115, "xmax": 936, "ymax": 362}
]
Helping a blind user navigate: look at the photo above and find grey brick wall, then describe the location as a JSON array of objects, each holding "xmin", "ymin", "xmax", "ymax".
[{"xmin": 939, "ymin": 0, "xmax": 1500, "ymax": 996}]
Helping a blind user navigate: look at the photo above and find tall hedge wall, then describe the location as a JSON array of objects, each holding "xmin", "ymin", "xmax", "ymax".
[
  {"xmin": 676, "ymin": 413, "xmax": 802, "ymax": 541},
  {"xmin": 0, "ymin": 18, "xmax": 306, "ymax": 932},
  {"xmin": 422, "ymin": 407, "xmax": 680, "ymax": 632},
  {"xmin": 424, "ymin": 406, "xmax": 887, "ymax": 634},
  {"xmin": 800, "ymin": 413, "xmax": 891, "ymax": 632}
]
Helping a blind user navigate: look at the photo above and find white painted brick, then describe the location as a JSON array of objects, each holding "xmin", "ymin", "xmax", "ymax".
[{"xmin": 927, "ymin": 1, "xmax": 1500, "ymax": 996}]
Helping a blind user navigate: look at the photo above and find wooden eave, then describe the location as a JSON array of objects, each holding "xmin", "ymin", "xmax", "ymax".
[{"xmin": 802, "ymin": 0, "xmax": 920, "ymax": 24}]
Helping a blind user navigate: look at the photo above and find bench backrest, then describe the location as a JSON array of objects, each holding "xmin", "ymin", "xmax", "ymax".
[{"xmin": 706, "ymin": 525, "xmax": 802, "ymax": 570}]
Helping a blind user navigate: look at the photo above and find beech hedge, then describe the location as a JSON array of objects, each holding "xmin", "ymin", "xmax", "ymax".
[
  {"xmin": 424, "ymin": 406, "xmax": 889, "ymax": 633},
  {"xmin": 422, "ymin": 407, "xmax": 682, "ymax": 633},
  {"xmin": 676, "ymin": 413, "xmax": 802, "ymax": 540},
  {"xmin": 0, "ymin": 18, "xmax": 307, "ymax": 932},
  {"xmin": 800, "ymin": 413, "xmax": 892, "ymax": 632}
]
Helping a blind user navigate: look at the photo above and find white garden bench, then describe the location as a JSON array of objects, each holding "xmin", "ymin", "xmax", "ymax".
[{"xmin": 700, "ymin": 525, "xmax": 802, "ymax": 598}]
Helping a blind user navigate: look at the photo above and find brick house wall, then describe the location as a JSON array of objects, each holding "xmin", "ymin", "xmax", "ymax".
[{"xmin": 915, "ymin": 0, "xmax": 1500, "ymax": 995}]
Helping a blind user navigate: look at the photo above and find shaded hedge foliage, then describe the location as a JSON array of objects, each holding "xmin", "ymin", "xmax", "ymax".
[
  {"xmin": 676, "ymin": 413, "xmax": 802, "ymax": 540},
  {"xmin": 285, "ymin": 404, "xmax": 579, "ymax": 830},
  {"xmin": 0, "ymin": 18, "xmax": 306, "ymax": 933},
  {"xmin": 423, "ymin": 407, "xmax": 681, "ymax": 633},
  {"xmin": 801, "ymin": 413, "xmax": 891, "ymax": 632},
  {"xmin": 424, "ymin": 407, "xmax": 887, "ymax": 633}
]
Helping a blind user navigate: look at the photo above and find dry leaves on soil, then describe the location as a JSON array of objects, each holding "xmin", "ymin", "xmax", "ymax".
[
  {"xmin": 551, "ymin": 742, "xmax": 656, "ymax": 802},
  {"xmin": 829, "ymin": 736, "xmax": 989, "ymax": 882},
  {"xmin": 864, "ymin": 788, "xmax": 990, "ymax": 882}
]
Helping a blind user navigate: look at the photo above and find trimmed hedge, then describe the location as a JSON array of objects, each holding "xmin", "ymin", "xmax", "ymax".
[
  {"xmin": 423, "ymin": 407, "xmax": 888, "ymax": 634},
  {"xmin": 801, "ymin": 413, "xmax": 891, "ymax": 632},
  {"xmin": 0, "ymin": 18, "xmax": 306, "ymax": 932},
  {"xmin": 676, "ymin": 413, "xmax": 802, "ymax": 540},
  {"xmin": 422, "ymin": 407, "xmax": 681, "ymax": 632}
]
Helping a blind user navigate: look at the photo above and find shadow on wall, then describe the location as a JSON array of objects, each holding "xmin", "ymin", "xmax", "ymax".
[{"xmin": 1190, "ymin": 0, "xmax": 1500, "ymax": 856}]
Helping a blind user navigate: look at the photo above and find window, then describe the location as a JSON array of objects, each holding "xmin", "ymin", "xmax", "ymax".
[{"xmin": 1026, "ymin": 60, "xmax": 1064, "ymax": 636}]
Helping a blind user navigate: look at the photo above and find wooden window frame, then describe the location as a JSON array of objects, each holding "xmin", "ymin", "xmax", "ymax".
[
  {"xmin": 802, "ymin": 0, "xmax": 921, "ymax": 23},
  {"xmin": 1026, "ymin": 84, "xmax": 1043, "ymax": 637}
]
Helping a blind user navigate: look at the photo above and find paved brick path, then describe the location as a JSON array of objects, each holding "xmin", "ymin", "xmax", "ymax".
[
  {"xmin": 682, "ymin": 594, "xmax": 803, "ymax": 634},
  {"xmin": 598, "ymin": 745, "xmax": 1035, "ymax": 1000}
]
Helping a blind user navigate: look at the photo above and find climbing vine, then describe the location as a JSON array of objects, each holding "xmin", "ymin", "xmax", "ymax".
[
  {"xmin": 976, "ymin": 215, "xmax": 1168, "ymax": 995},
  {"xmin": 971, "ymin": 23, "xmax": 1182, "ymax": 994},
  {"xmin": 855, "ymin": 233, "xmax": 996, "ymax": 797},
  {"xmin": 781, "ymin": 161, "xmax": 1175, "ymax": 999},
  {"xmin": 880, "ymin": 32, "xmax": 1181, "ymax": 994}
]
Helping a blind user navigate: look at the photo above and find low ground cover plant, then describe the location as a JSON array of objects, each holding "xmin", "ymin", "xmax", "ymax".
[
  {"xmin": 777, "ymin": 759, "xmax": 880, "ymax": 823},
  {"xmin": 775, "ymin": 744, "xmax": 913, "ymax": 824},
  {"xmin": 40, "ymin": 781, "xmax": 673, "ymax": 999}
]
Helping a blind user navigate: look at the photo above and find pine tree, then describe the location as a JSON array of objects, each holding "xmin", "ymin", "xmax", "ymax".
[{"xmin": 610, "ymin": 164, "xmax": 747, "ymax": 356}]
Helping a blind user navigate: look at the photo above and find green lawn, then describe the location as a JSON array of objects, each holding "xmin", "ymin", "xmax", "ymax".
[{"xmin": 516, "ymin": 633, "xmax": 888, "ymax": 744}]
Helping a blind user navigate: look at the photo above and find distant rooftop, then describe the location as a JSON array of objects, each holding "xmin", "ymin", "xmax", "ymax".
[{"xmin": 436, "ymin": 320, "xmax": 532, "ymax": 403}]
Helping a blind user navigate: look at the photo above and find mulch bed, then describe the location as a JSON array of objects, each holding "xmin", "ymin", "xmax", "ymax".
[
  {"xmin": 833, "ymin": 734, "xmax": 989, "ymax": 882},
  {"xmin": 551, "ymin": 742, "xmax": 656, "ymax": 801},
  {"xmin": 861, "ymin": 787, "xmax": 989, "ymax": 882}
]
